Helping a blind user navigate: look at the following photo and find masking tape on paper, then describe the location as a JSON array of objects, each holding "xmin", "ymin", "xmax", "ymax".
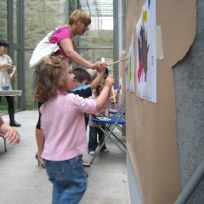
[{"xmin": 155, "ymin": 25, "xmax": 164, "ymax": 60}]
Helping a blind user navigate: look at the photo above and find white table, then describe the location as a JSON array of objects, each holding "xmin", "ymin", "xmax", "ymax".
[{"xmin": 0, "ymin": 90, "xmax": 22, "ymax": 96}]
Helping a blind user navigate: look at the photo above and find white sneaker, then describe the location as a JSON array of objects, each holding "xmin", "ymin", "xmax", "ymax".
[
  {"xmin": 89, "ymin": 151, "xmax": 95, "ymax": 156},
  {"xmin": 101, "ymin": 148, "xmax": 109, "ymax": 153}
]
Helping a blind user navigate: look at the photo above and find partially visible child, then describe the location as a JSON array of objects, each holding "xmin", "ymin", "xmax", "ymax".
[
  {"xmin": 34, "ymin": 56, "xmax": 114, "ymax": 204},
  {"xmin": 71, "ymin": 67, "xmax": 106, "ymax": 126},
  {"xmin": 88, "ymin": 83, "xmax": 111, "ymax": 155},
  {"xmin": 71, "ymin": 67, "xmax": 106, "ymax": 167},
  {"xmin": 103, "ymin": 67, "xmax": 121, "ymax": 101},
  {"xmin": 0, "ymin": 116, "xmax": 20, "ymax": 145}
]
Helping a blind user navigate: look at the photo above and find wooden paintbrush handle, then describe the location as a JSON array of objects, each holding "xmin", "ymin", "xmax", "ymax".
[{"xmin": 108, "ymin": 58, "xmax": 127, "ymax": 66}]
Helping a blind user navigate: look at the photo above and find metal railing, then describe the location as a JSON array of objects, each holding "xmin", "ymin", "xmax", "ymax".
[{"xmin": 174, "ymin": 159, "xmax": 204, "ymax": 204}]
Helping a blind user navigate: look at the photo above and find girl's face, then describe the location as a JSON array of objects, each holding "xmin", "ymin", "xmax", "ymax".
[{"xmin": 65, "ymin": 65, "xmax": 76, "ymax": 91}]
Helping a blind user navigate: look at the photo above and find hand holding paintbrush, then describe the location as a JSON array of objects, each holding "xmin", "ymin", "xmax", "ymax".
[
  {"xmin": 107, "ymin": 58, "xmax": 128, "ymax": 66},
  {"xmin": 112, "ymin": 86, "xmax": 118, "ymax": 110}
]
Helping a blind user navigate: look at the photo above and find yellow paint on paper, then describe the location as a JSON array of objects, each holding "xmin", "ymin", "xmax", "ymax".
[{"xmin": 142, "ymin": 10, "xmax": 147, "ymax": 22}]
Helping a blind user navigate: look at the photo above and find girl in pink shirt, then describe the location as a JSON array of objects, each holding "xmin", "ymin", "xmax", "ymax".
[
  {"xmin": 35, "ymin": 9, "xmax": 108, "ymax": 168},
  {"xmin": 34, "ymin": 55, "xmax": 114, "ymax": 204}
]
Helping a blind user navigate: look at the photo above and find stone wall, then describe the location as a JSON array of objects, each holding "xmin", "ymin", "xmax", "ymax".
[
  {"xmin": 0, "ymin": 1, "xmax": 7, "ymax": 40},
  {"xmin": 24, "ymin": 0, "xmax": 67, "ymax": 108}
]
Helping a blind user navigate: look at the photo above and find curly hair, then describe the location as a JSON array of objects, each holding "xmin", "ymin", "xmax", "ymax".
[
  {"xmin": 69, "ymin": 9, "xmax": 91, "ymax": 27},
  {"xmin": 34, "ymin": 56, "xmax": 68, "ymax": 102}
]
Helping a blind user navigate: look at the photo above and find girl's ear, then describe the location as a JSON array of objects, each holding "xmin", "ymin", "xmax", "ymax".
[{"xmin": 74, "ymin": 79, "xmax": 79, "ymax": 87}]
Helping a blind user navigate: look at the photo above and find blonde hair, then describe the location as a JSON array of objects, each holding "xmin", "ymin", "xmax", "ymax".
[
  {"xmin": 34, "ymin": 56, "xmax": 68, "ymax": 102},
  {"xmin": 69, "ymin": 9, "xmax": 91, "ymax": 26}
]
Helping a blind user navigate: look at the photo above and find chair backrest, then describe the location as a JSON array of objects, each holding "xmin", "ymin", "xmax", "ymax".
[
  {"xmin": 90, "ymin": 98, "xmax": 127, "ymax": 164},
  {"xmin": 92, "ymin": 97, "xmax": 126, "ymax": 134},
  {"xmin": 109, "ymin": 97, "xmax": 126, "ymax": 116},
  {"xmin": 113, "ymin": 97, "xmax": 126, "ymax": 135}
]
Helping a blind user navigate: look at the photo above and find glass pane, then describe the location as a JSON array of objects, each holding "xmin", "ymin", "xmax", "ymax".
[
  {"xmin": 0, "ymin": 1, "xmax": 8, "ymax": 40},
  {"xmin": 69, "ymin": 0, "xmax": 113, "ymax": 65},
  {"xmin": 12, "ymin": 50, "xmax": 19, "ymax": 90},
  {"xmin": 72, "ymin": 48, "xmax": 113, "ymax": 69},
  {"xmin": 76, "ymin": 30, "xmax": 113, "ymax": 47},
  {"xmin": 13, "ymin": 0, "xmax": 21, "ymax": 44},
  {"xmin": 79, "ymin": 0, "xmax": 113, "ymax": 17},
  {"xmin": 90, "ymin": 16, "xmax": 113, "ymax": 30},
  {"xmin": 13, "ymin": 50, "xmax": 20, "ymax": 110},
  {"xmin": 0, "ymin": 1, "xmax": 8, "ymax": 115},
  {"xmin": 25, "ymin": 50, "xmax": 35, "ymax": 110}
]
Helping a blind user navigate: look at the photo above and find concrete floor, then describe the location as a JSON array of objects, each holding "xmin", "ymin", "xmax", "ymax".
[{"xmin": 0, "ymin": 111, "xmax": 129, "ymax": 204}]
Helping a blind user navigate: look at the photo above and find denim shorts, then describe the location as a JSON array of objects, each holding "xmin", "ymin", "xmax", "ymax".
[{"xmin": 44, "ymin": 155, "xmax": 87, "ymax": 204}]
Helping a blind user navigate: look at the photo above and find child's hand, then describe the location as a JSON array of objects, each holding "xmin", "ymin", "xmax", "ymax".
[
  {"xmin": 96, "ymin": 67, "xmax": 105, "ymax": 75},
  {"xmin": 104, "ymin": 74, "xmax": 114, "ymax": 87},
  {"xmin": 8, "ymin": 73, "xmax": 14, "ymax": 79},
  {"xmin": 4, "ymin": 128, "xmax": 21, "ymax": 145},
  {"xmin": 94, "ymin": 112, "xmax": 100, "ymax": 117}
]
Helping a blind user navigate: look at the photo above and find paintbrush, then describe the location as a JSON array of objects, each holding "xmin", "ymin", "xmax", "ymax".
[{"xmin": 108, "ymin": 58, "xmax": 128, "ymax": 66}]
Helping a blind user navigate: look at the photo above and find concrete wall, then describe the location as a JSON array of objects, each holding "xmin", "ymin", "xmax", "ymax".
[
  {"xmin": 173, "ymin": 0, "xmax": 204, "ymax": 203},
  {"xmin": 127, "ymin": 152, "xmax": 143, "ymax": 204}
]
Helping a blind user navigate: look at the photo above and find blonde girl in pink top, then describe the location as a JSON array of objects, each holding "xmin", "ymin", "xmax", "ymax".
[
  {"xmin": 34, "ymin": 55, "xmax": 114, "ymax": 204},
  {"xmin": 35, "ymin": 9, "xmax": 108, "ymax": 168}
]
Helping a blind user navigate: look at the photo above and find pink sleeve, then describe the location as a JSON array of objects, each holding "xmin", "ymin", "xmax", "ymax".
[
  {"xmin": 72, "ymin": 94, "xmax": 97, "ymax": 115},
  {"xmin": 49, "ymin": 27, "xmax": 72, "ymax": 44}
]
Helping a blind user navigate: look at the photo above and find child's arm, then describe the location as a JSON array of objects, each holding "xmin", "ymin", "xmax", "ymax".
[
  {"xmin": 8, "ymin": 64, "xmax": 16, "ymax": 79},
  {"xmin": 104, "ymin": 99, "xmax": 111, "ymax": 117},
  {"xmin": 96, "ymin": 75, "xmax": 114, "ymax": 111},
  {"xmin": 0, "ymin": 117, "xmax": 20, "ymax": 145},
  {"xmin": 0, "ymin": 63, "xmax": 13, "ymax": 69},
  {"xmin": 90, "ymin": 68, "xmax": 105, "ymax": 90}
]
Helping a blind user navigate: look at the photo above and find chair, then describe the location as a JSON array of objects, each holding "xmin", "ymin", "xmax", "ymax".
[
  {"xmin": 90, "ymin": 98, "xmax": 126, "ymax": 164},
  {"xmin": 108, "ymin": 98, "xmax": 126, "ymax": 136},
  {"xmin": 0, "ymin": 134, "xmax": 7, "ymax": 151}
]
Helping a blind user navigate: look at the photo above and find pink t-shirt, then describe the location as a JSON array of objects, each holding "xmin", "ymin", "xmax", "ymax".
[
  {"xmin": 40, "ymin": 91, "xmax": 97, "ymax": 161},
  {"xmin": 49, "ymin": 26, "xmax": 72, "ymax": 57}
]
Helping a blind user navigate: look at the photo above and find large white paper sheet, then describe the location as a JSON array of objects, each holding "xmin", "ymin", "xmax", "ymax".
[{"xmin": 136, "ymin": 0, "xmax": 157, "ymax": 103}]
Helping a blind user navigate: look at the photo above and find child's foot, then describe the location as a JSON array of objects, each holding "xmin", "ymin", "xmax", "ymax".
[
  {"xmin": 89, "ymin": 151, "xmax": 95, "ymax": 156},
  {"xmin": 101, "ymin": 148, "xmax": 109, "ymax": 153},
  {"xmin": 82, "ymin": 160, "xmax": 91, "ymax": 167}
]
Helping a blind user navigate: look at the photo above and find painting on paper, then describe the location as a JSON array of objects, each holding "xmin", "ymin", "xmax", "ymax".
[
  {"xmin": 128, "ymin": 35, "xmax": 135, "ymax": 92},
  {"xmin": 136, "ymin": 0, "xmax": 157, "ymax": 103}
]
